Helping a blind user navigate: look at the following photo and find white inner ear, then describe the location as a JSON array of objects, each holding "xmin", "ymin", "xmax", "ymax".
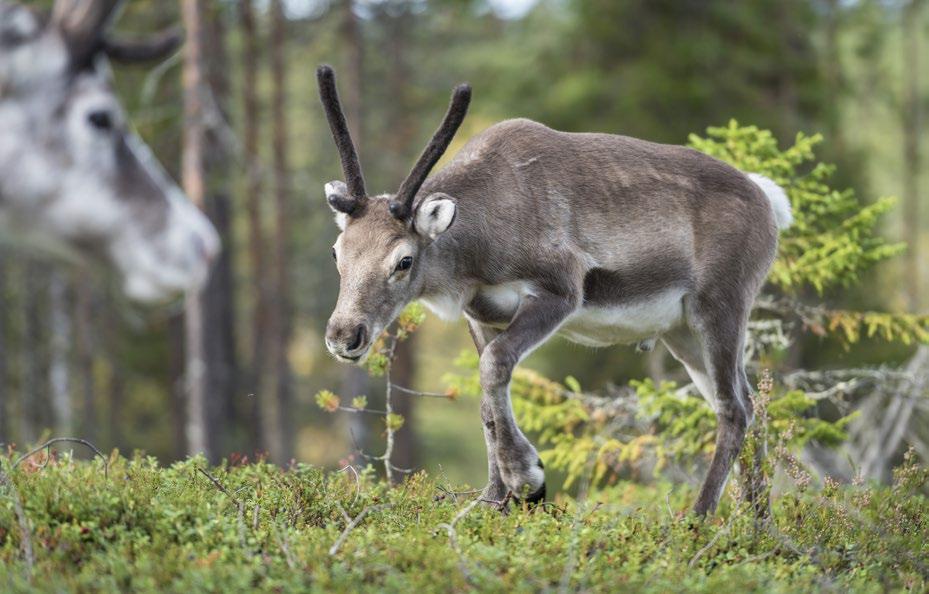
[
  {"xmin": 324, "ymin": 181, "xmax": 349, "ymax": 230},
  {"xmin": 415, "ymin": 195, "xmax": 457, "ymax": 240}
]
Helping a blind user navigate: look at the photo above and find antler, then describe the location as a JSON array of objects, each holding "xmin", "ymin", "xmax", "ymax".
[
  {"xmin": 316, "ymin": 64, "xmax": 367, "ymax": 214},
  {"xmin": 51, "ymin": 0, "xmax": 123, "ymax": 66},
  {"xmin": 389, "ymin": 83, "xmax": 471, "ymax": 221},
  {"xmin": 52, "ymin": 1, "xmax": 180, "ymax": 67},
  {"xmin": 101, "ymin": 26, "xmax": 183, "ymax": 63}
]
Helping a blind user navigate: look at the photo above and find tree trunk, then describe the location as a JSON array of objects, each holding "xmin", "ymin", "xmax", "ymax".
[
  {"xmin": 0, "ymin": 256, "xmax": 8, "ymax": 446},
  {"xmin": 48, "ymin": 271, "xmax": 71, "ymax": 435},
  {"xmin": 167, "ymin": 315, "xmax": 188, "ymax": 460},
  {"xmin": 103, "ymin": 305, "xmax": 126, "ymax": 452},
  {"xmin": 384, "ymin": 3, "xmax": 419, "ymax": 476},
  {"xmin": 73, "ymin": 279, "xmax": 97, "ymax": 445},
  {"xmin": 238, "ymin": 0, "xmax": 267, "ymax": 456},
  {"xmin": 270, "ymin": 0, "xmax": 294, "ymax": 464},
  {"xmin": 202, "ymin": 1, "xmax": 239, "ymax": 461},
  {"xmin": 180, "ymin": 0, "xmax": 210, "ymax": 459},
  {"xmin": 823, "ymin": 0, "xmax": 844, "ymax": 152},
  {"xmin": 338, "ymin": 0, "xmax": 371, "ymax": 460},
  {"xmin": 902, "ymin": 0, "xmax": 923, "ymax": 311},
  {"xmin": 21, "ymin": 265, "xmax": 49, "ymax": 444},
  {"xmin": 204, "ymin": 193, "xmax": 239, "ymax": 459}
]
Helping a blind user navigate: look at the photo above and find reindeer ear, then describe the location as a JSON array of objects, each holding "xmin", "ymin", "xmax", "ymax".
[
  {"xmin": 325, "ymin": 180, "xmax": 351, "ymax": 229},
  {"xmin": 0, "ymin": 5, "xmax": 42, "ymax": 48},
  {"xmin": 414, "ymin": 193, "xmax": 457, "ymax": 240}
]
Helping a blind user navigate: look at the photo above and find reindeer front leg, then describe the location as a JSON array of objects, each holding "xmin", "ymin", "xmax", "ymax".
[
  {"xmin": 476, "ymin": 288, "xmax": 578, "ymax": 505},
  {"xmin": 466, "ymin": 320, "xmax": 508, "ymax": 504}
]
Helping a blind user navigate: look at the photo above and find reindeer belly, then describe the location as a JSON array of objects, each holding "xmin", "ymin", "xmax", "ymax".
[
  {"xmin": 558, "ymin": 288, "xmax": 687, "ymax": 347},
  {"xmin": 465, "ymin": 280, "xmax": 687, "ymax": 347}
]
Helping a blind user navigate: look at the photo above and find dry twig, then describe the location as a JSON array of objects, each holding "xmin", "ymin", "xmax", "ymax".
[
  {"xmin": 0, "ymin": 468, "xmax": 33, "ymax": 581},
  {"xmin": 437, "ymin": 496, "xmax": 483, "ymax": 586},
  {"xmin": 329, "ymin": 504, "xmax": 390, "ymax": 556},
  {"xmin": 14, "ymin": 437, "xmax": 108, "ymax": 478},
  {"xmin": 338, "ymin": 464, "xmax": 361, "ymax": 507}
]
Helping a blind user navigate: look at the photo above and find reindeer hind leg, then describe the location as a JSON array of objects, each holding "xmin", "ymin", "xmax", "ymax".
[{"xmin": 687, "ymin": 301, "xmax": 752, "ymax": 515}]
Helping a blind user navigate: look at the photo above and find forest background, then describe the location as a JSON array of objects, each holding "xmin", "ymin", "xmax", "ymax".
[{"xmin": 2, "ymin": 0, "xmax": 927, "ymax": 491}]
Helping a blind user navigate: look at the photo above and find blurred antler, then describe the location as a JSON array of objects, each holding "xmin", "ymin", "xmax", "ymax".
[
  {"xmin": 51, "ymin": 0, "xmax": 123, "ymax": 66},
  {"xmin": 102, "ymin": 25, "xmax": 183, "ymax": 63},
  {"xmin": 52, "ymin": 1, "xmax": 182, "ymax": 67}
]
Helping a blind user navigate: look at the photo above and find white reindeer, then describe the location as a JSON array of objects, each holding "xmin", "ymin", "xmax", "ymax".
[{"xmin": 0, "ymin": 0, "xmax": 218, "ymax": 301}]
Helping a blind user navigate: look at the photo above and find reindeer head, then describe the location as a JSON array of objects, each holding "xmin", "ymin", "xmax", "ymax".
[
  {"xmin": 317, "ymin": 65, "xmax": 470, "ymax": 362},
  {"xmin": 0, "ymin": 0, "xmax": 219, "ymax": 302}
]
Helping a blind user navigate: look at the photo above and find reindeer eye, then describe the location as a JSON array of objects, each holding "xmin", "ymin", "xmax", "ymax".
[
  {"xmin": 331, "ymin": 247, "xmax": 337, "ymax": 261},
  {"xmin": 395, "ymin": 256, "xmax": 413, "ymax": 272},
  {"xmin": 87, "ymin": 110, "xmax": 113, "ymax": 131}
]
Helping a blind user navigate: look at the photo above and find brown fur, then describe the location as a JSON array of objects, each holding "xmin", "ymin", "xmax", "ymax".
[{"xmin": 325, "ymin": 115, "xmax": 779, "ymax": 514}]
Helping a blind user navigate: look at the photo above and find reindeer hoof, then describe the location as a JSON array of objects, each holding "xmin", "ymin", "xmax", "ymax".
[
  {"xmin": 524, "ymin": 482, "xmax": 546, "ymax": 506},
  {"xmin": 521, "ymin": 459, "xmax": 546, "ymax": 506}
]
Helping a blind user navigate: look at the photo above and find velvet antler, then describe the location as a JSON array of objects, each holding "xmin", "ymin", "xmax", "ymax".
[
  {"xmin": 389, "ymin": 83, "xmax": 472, "ymax": 221},
  {"xmin": 316, "ymin": 64, "xmax": 367, "ymax": 215}
]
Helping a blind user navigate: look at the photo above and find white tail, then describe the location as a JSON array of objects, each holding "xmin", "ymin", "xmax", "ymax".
[{"xmin": 747, "ymin": 172, "xmax": 793, "ymax": 230}]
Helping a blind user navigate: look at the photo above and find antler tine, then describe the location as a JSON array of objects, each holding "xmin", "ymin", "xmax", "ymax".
[
  {"xmin": 316, "ymin": 65, "xmax": 367, "ymax": 210},
  {"xmin": 101, "ymin": 26, "xmax": 184, "ymax": 64},
  {"xmin": 390, "ymin": 83, "xmax": 472, "ymax": 221},
  {"xmin": 51, "ymin": 0, "xmax": 123, "ymax": 65}
]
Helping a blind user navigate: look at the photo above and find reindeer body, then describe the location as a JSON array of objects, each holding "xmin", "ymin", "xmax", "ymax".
[
  {"xmin": 416, "ymin": 118, "xmax": 779, "ymax": 353},
  {"xmin": 0, "ymin": 1, "xmax": 218, "ymax": 302},
  {"xmin": 316, "ymin": 68, "xmax": 790, "ymax": 515}
]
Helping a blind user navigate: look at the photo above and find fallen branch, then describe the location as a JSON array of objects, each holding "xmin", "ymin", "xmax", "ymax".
[
  {"xmin": 329, "ymin": 504, "xmax": 389, "ymax": 556},
  {"xmin": 437, "ymin": 496, "xmax": 483, "ymax": 586},
  {"xmin": 338, "ymin": 465, "xmax": 362, "ymax": 507},
  {"xmin": 274, "ymin": 522, "xmax": 297, "ymax": 570},
  {"xmin": 13, "ymin": 437, "xmax": 108, "ymax": 478},
  {"xmin": 196, "ymin": 467, "xmax": 251, "ymax": 555},
  {"xmin": 196, "ymin": 467, "xmax": 240, "ymax": 504},
  {"xmin": 688, "ymin": 516, "xmax": 735, "ymax": 569}
]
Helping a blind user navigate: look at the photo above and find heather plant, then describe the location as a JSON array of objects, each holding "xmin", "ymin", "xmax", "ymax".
[{"xmin": 0, "ymin": 449, "xmax": 926, "ymax": 592}]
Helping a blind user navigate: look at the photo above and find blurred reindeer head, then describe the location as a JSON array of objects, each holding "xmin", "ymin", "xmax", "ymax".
[
  {"xmin": 317, "ymin": 65, "xmax": 471, "ymax": 362},
  {"xmin": 0, "ymin": 0, "xmax": 219, "ymax": 302}
]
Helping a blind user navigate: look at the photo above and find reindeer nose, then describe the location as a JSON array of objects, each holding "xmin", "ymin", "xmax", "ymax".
[
  {"xmin": 325, "ymin": 322, "xmax": 369, "ymax": 359},
  {"xmin": 192, "ymin": 233, "xmax": 216, "ymax": 265},
  {"xmin": 347, "ymin": 324, "xmax": 367, "ymax": 352}
]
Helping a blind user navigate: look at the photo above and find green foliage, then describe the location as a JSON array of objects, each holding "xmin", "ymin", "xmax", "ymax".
[
  {"xmin": 385, "ymin": 413, "xmax": 405, "ymax": 432},
  {"xmin": 818, "ymin": 308, "xmax": 929, "ymax": 347},
  {"xmin": 0, "ymin": 454, "xmax": 926, "ymax": 592},
  {"xmin": 443, "ymin": 355, "xmax": 855, "ymax": 490},
  {"xmin": 634, "ymin": 379, "xmax": 856, "ymax": 474},
  {"xmin": 688, "ymin": 120, "xmax": 903, "ymax": 295},
  {"xmin": 315, "ymin": 390, "xmax": 340, "ymax": 413},
  {"xmin": 361, "ymin": 303, "xmax": 427, "ymax": 377},
  {"xmin": 688, "ymin": 122, "xmax": 929, "ymax": 348}
]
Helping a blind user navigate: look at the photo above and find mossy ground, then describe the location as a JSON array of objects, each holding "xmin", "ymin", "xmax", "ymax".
[{"xmin": 0, "ymin": 452, "xmax": 926, "ymax": 593}]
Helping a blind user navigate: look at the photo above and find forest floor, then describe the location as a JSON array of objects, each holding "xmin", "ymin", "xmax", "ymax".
[{"xmin": 0, "ymin": 451, "xmax": 926, "ymax": 593}]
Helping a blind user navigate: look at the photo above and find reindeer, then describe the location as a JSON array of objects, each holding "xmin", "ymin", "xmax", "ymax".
[
  {"xmin": 0, "ymin": 0, "xmax": 218, "ymax": 302},
  {"xmin": 316, "ymin": 65, "xmax": 792, "ymax": 514}
]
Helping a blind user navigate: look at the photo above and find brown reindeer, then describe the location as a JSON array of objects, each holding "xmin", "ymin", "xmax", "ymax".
[{"xmin": 316, "ymin": 66, "xmax": 791, "ymax": 514}]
